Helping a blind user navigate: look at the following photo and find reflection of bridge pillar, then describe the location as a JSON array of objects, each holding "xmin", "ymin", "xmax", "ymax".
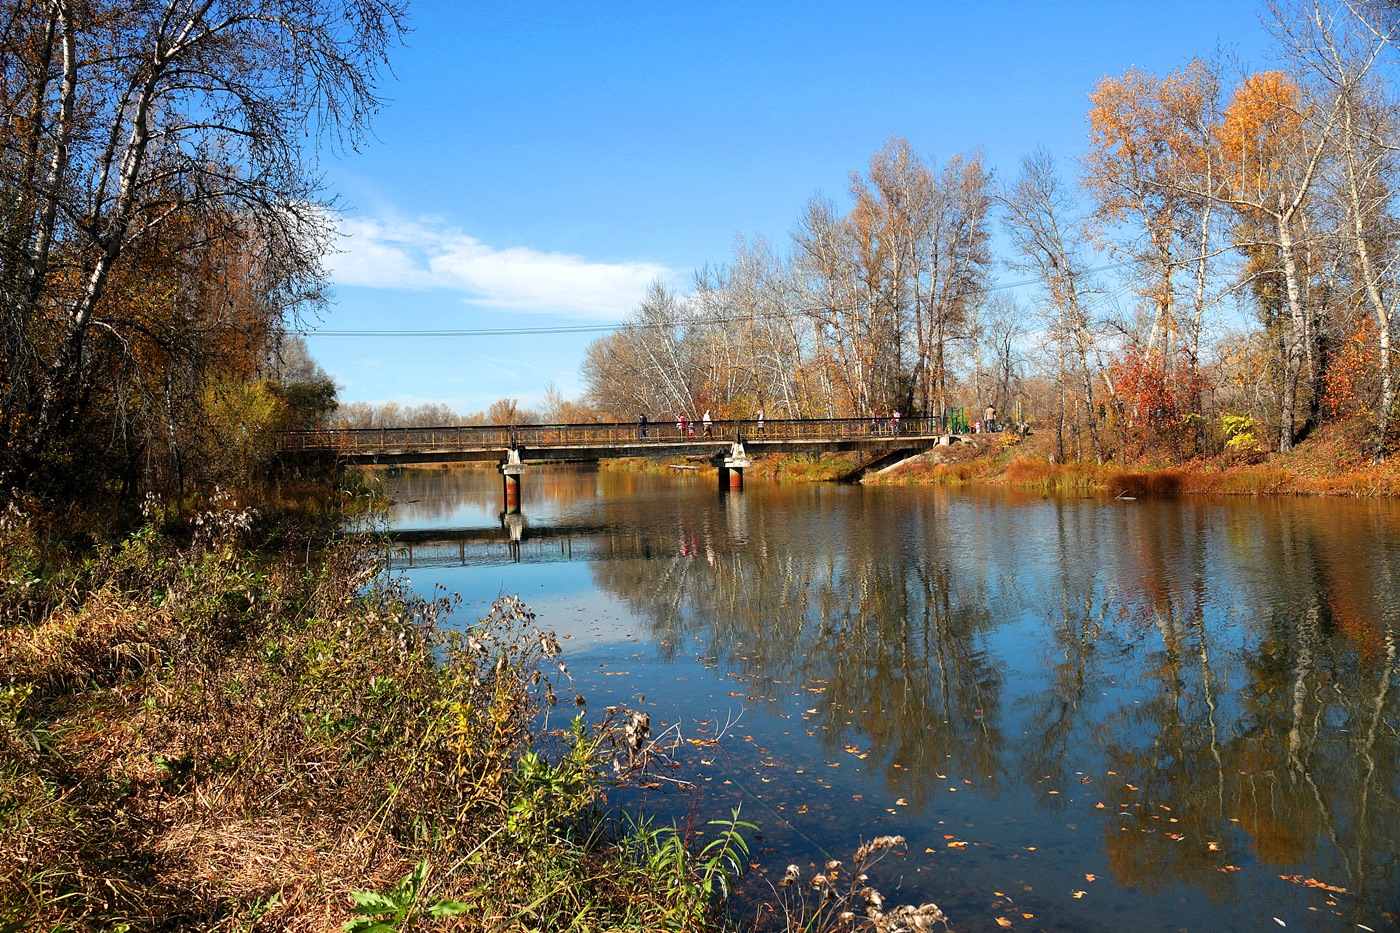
[
  {"xmin": 500, "ymin": 511, "xmax": 525, "ymax": 562},
  {"xmin": 713, "ymin": 442, "xmax": 751, "ymax": 493},
  {"xmin": 498, "ymin": 446, "xmax": 525, "ymax": 514},
  {"xmin": 500, "ymin": 511, "xmax": 526, "ymax": 542}
]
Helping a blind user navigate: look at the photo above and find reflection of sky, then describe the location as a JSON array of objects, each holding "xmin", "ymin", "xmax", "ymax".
[{"xmin": 381, "ymin": 465, "xmax": 1400, "ymax": 932}]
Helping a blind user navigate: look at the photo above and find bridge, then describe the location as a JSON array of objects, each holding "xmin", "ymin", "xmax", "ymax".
[{"xmin": 277, "ymin": 415, "xmax": 949, "ymax": 507}]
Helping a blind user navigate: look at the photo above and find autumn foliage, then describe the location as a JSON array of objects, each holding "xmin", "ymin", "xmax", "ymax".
[{"xmin": 1109, "ymin": 347, "xmax": 1212, "ymax": 461}]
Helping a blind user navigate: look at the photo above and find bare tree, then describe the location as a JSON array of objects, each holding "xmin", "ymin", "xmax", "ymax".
[{"xmin": 1001, "ymin": 150, "xmax": 1107, "ymax": 462}]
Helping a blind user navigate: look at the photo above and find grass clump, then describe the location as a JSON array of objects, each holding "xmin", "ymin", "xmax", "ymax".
[{"xmin": 0, "ymin": 496, "xmax": 747, "ymax": 932}]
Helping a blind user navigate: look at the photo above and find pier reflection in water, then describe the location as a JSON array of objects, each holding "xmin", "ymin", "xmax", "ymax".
[{"xmin": 379, "ymin": 464, "xmax": 1400, "ymax": 932}]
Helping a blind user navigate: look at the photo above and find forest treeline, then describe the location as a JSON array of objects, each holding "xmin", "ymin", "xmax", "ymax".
[
  {"xmin": 0, "ymin": 0, "xmax": 402, "ymax": 507},
  {"xmin": 583, "ymin": 0, "xmax": 1400, "ymax": 466}
]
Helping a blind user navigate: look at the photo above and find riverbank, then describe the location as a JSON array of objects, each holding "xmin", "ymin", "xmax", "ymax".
[
  {"xmin": 0, "ymin": 493, "xmax": 746, "ymax": 932},
  {"xmin": 866, "ymin": 423, "xmax": 1400, "ymax": 497}
]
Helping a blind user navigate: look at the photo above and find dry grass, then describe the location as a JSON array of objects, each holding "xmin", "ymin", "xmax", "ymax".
[
  {"xmin": 1104, "ymin": 469, "xmax": 1184, "ymax": 498},
  {"xmin": 0, "ymin": 500, "xmax": 744, "ymax": 933},
  {"xmin": 999, "ymin": 458, "xmax": 1106, "ymax": 494}
]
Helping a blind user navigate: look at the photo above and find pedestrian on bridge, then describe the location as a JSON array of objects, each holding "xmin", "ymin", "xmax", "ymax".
[
  {"xmin": 639, "ymin": 413, "xmax": 648, "ymax": 438},
  {"xmin": 756, "ymin": 407, "xmax": 764, "ymax": 434},
  {"xmin": 703, "ymin": 410, "xmax": 713, "ymax": 436},
  {"xmin": 892, "ymin": 409, "xmax": 901, "ymax": 435}
]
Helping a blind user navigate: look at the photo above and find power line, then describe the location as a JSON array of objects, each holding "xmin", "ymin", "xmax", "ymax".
[{"xmin": 298, "ymin": 262, "xmax": 1132, "ymax": 338}]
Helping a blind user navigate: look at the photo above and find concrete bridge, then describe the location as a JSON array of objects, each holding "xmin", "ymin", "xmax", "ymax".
[{"xmin": 278, "ymin": 415, "xmax": 947, "ymax": 507}]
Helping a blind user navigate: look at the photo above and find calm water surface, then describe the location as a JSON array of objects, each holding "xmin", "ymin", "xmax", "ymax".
[{"xmin": 378, "ymin": 464, "xmax": 1400, "ymax": 932}]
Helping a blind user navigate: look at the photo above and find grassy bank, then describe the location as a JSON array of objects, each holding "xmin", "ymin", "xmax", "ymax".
[
  {"xmin": 600, "ymin": 453, "xmax": 867, "ymax": 483},
  {"xmin": 0, "ymin": 494, "xmax": 749, "ymax": 932},
  {"xmin": 867, "ymin": 424, "xmax": 1400, "ymax": 498}
]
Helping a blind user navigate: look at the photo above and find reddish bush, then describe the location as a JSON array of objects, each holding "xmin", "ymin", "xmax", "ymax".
[{"xmin": 1109, "ymin": 347, "xmax": 1211, "ymax": 461}]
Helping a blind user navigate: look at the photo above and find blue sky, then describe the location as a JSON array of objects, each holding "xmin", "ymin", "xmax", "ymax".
[{"xmin": 306, "ymin": 0, "xmax": 1278, "ymax": 413}]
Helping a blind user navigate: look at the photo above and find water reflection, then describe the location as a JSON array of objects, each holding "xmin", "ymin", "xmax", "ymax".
[{"xmin": 381, "ymin": 467, "xmax": 1400, "ymax": 930}]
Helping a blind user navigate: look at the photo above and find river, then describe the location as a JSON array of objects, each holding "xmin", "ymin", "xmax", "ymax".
[{"xmin": 377, "ymin": 463, "xmax": 1400, "ymax": 932}]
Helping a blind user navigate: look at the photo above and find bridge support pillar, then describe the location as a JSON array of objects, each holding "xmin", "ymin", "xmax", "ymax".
[
  {"xmin": 498, "ymin": 447, "xmax": 525, "ymax": 514},
  {"xmin": 713, "ymin": 442, "xmax": 751, "ymax": 493}
]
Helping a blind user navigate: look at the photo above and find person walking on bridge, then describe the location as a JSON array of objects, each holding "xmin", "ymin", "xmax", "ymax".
[
  {"xmin": 703, "ymin": 410, "xmax": 713, "ymax": 437},
  {"xmin": 639, "ymin": 413, "xmax": 648, "ymax": 438}
]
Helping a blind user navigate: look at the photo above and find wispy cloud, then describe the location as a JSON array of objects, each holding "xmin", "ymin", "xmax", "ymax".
[{"xmin": 326, "ymin": 216, "xmax": 675, "ymax": 320}]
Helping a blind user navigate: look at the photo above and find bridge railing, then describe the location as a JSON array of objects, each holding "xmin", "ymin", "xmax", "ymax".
[{"xmin": 276, "ymin": 415, "xmax": 945, "ymax": 454}]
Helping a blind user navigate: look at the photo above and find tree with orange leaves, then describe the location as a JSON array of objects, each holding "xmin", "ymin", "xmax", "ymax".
[
  {"xmin": 1085, "ymin": 59, "xmax": 1224, "ymax": 374},
  {"xmin": 1211, "ymin": 69, "xmax": 1337, "ymax": 452}
]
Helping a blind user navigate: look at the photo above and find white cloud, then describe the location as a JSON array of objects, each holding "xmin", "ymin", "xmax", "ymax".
[{"xmin": 326, "ymin": 216, "xmax": 674, "ymax": 320}]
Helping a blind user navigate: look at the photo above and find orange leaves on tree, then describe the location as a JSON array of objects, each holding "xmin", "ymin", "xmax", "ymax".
[
  {"xmin": 1321, "ymin": 319, "xmax": 1377, "ymax": 419},
  {"xmin": 1217, "ymin": 71, "xmax": 1309, "ymax": 196}
]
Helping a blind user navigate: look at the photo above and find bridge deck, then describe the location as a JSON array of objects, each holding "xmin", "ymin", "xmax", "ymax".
[{"xmin": 278, "ymin": 416, "xmax": 944, "ymax": 464}]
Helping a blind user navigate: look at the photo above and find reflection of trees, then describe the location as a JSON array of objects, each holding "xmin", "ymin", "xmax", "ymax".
[
  {"xmin": 589, "ymin": 491, "xmax": 1008, "ymax": 807},
  {"xmin": 586, "ymin": 486, "xmax": 1400, "ymax": 917},
  {"xmin": 380, "ymin": 465, "xmax": 675, "ymax": 526},
  {"xmin": 400, "ymin": 466, "xmax": 1400, "ymax": 916},
  {"xmin": 1085, "ymin": 500, "xmax": 1400, "ymax": 912}
]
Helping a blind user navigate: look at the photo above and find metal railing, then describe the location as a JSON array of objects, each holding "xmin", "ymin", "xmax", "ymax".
[{"xmin": 276, "ymin": 416, "xmax": 945, "ymax": 454}]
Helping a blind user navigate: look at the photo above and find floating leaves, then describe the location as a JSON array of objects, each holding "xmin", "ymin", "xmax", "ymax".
[{"xmin": 1280, "ymin": 875, "xmax": 1347, "ymax": 895}]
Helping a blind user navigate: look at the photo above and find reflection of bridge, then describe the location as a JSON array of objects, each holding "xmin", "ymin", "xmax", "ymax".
[
  {"xmin": 279, "ymin": 416, "xmax": 945, "ymax": 503},
  {"xmin": 387, "ymin": 524, "xmax": 658, "ymax": 568}
]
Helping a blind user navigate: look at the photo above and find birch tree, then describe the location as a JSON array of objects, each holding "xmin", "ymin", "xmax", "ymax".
[
  {"xmin": 1001, "ymin": 150, "xmax": 1107, "ymax": 463},
  {"xmin": 0, "ymin": 0, "xmax": 406, "ymax": 492},
  {"xmin": 1274, "ymin": 0, "xmax": 1400, "ymax": 459}
]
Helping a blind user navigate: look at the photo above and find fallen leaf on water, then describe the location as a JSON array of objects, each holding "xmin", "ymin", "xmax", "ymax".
[
  {"xmin": 1095, "ymin": 802, "xmax": 1105, "ymax": 808},
  {"xmin": 995, "ymin": 919, "xmax": 1012, "ymax": 929},
  {"xmin": 1219, "ymin": 865, "xmax": 1241, "ymax": 872},
  {"xmin": 924, "ymin": 847, "xmax": 936, "ymax": 853},
  {"xmin": 1072, "ymin": 891, "xmax": 1086, "ymax": 898},
  {"xmin": 947, "ymin": 841, "xmax": 969, "ymax": 849},
  {"xmin": 1280, "ymin": 875, "xmax": 1348, "ymax": 894},
  {"xmin": 895, "ymin": 798, "xmax": 908, "ymax": 806},
  {"xmin": 1085, "ymin": 873, "xmax": 1096, "ymax": 882},
  {"xmin": 1022, "ymin": 913, "xmax": 1035, "ymax": 919},
  {"xmin": 1207, "ymin": 841, "xmax": 1221, "ymax": 851},
  {"xmin": 1273, "ymin": 919, "xmax": 1286, "ymax": 927}
]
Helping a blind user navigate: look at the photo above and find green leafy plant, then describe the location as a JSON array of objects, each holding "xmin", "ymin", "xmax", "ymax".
[{"xmin": 343, "ymin": 861, "xmax": 468, "ymax": 933}]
